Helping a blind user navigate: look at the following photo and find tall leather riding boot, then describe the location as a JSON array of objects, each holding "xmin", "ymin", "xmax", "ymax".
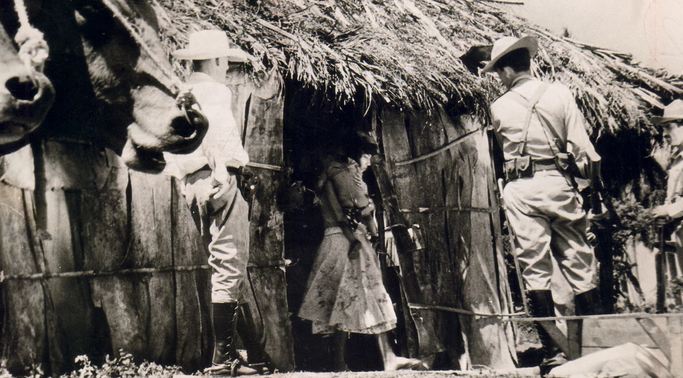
[
  {"xmin": 236, "ymin": 302, "xmax": 275, "ymax": 373},
  {"xmin": 527, "ymin": 290, "xmax": 567, "ymax": 375},
  {"xmin": 206, "ymin": 302, "xmax": 258, "ymax": 376},
  {"xmin": 575, "ymin": 288, "xmax": 602, "ymax": 316},
  {"xmin": 566, "ymin": 288, "xmax": 603, "ymax": 362}
]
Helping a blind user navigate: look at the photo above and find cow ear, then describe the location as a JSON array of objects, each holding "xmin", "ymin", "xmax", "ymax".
[{"xmin": 121, "ymin": 139, "xmax": 166, "ymax": 173}]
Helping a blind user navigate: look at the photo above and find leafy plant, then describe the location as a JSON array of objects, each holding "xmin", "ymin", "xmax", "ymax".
[{"xmin": 65, "ymin": 350, "xmax": 182, "ymax": 378}]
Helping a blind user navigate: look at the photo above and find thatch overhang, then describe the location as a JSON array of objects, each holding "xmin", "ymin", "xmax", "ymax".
[{"xmin": 155, "ymin": 0, "xmax": 683, "ymax": 135}]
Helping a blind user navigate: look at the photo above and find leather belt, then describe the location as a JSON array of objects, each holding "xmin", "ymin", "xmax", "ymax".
[{"xmin": 531, "ymin": 158, "xmax": 557, "ymax": 172}]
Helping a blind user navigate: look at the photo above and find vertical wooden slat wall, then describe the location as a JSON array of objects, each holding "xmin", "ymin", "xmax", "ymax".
[
  {"xmin": 380, "ymin": 107, "xmax": 516, "ymax": 368},
  {"xmin": 0, "ymin": 71, "xmax": 293, "ymax": 375},
  {"xmin": 0, "ymin": 141, "xmax": 213, "ymax": 375},
  {"xmin": 226, "ymin": 70, "xmax": 294, "ymax": 372}
]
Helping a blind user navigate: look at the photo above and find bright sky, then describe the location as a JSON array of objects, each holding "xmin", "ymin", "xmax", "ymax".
[{"xmin": 502, "ymin": 0, "xmax": 683, "ymax": 75}]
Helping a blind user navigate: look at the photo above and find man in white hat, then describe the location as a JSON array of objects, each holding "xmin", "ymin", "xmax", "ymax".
[
  {"xmin": 167, "ymin": 29, "xmax": 260, "ymax": 376},
  {"xmin": 651, "ymin": 100, "xmax": 683, "ymax": 286},
  {"xmin": 482, "ymin": 35, "xmax": 603, "ymax": 372}
]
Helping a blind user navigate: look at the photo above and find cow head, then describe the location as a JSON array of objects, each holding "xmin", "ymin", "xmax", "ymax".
[
  {"xmin": 0, "ymin": 22, "xmax": 55, "ymax": 154},
  {"xmin": 73, "ymin": 0, "xmax": 207, "ymax": 172},
  {"xmin": 5, "ymin": 0, "xmax": 207, "ymax": 173}
]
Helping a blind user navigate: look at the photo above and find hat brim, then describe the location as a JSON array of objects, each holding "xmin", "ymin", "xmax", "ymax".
[
  {"xmin": 172, "ymin": 48, "xmax": 252, "ymax": 63},
  {"xmin": 481, "ymin": 36, "xmax": 538, "ymax": 74},
  {"xmin": 652, "ymin": 116, "xmax": 683, "ymax": 125}
]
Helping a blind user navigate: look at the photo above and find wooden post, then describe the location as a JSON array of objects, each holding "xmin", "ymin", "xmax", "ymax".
[
  {"xmin": 666, "ymin": 253, "xmax": 682, "ymax": 307},
  {"xmin": 657, "ymin": 226, "xmax": 668, "ymax": 313},
  {"xmin": 596, "ymin": 230, "xmax": 615, "ymax": 313}
]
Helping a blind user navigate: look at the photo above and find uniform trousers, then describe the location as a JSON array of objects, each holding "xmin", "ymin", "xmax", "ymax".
[
  {"xmin": 182, "ymin": 168, "xmax": 250, "ymax": 303},
  {"xmin": 502, "ymin": 170, "xmax": 597, "ymax": 294}
]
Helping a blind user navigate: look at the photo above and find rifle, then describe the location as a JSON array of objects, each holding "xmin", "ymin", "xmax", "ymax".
[
  {"xmin": 655, "ymin": 219, "xmax": 668, "ymax": 313},
  {"xmin": 486, "ymin": 126, "xmax": 576, "ymax": 358},
  {"xmin": 587, "ymin": 159, "xmax": 614, "ymax": 313},
  {"xmin": 486, "ymin": 126, "xmax": 530, "ymax": 315},
  {"xmin": 589, "ymin": 160, "xmax": 606, "ymax": 217}
]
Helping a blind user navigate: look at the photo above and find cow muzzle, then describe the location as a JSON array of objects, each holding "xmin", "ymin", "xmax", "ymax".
[
  {"xmin": 127, "ymin": 106, "xmax": 208, "ymax": 155},
  {"xmin": 0, "ymin": 71, "xmax": 55, "ymax": 145}
]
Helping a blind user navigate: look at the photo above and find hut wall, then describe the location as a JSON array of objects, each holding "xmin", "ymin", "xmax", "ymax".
[
  {"xmin": 226, "ymin": 70, "xmax": 294, "ymax": 371},
  {"xmin": 0, "ymin": 71, "xmax": 293, "ymax": 375},
  {"xmin": 379, "ymin": 107, "xmax": 517, "ymax": 369},
  {"xmin": 0, "ymin": 142, "xmax": 211, "ymax": 375}
]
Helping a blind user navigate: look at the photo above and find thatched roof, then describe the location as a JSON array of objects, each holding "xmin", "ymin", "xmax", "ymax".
[{"xmin": 154, "ymin": 0, "xmax": 683, "ymax": 134}]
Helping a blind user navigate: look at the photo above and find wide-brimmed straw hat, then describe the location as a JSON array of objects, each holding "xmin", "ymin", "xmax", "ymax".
[
  {"xmin": 172, "ymin": 30, "xmax": 251, "ymax": 62},
  {"xmin": 652, "ymin": 99, "xmax": 683, "ymax": 125},
  {"xmin": 481, "ymin": 35, "xmax": 538, "ymax": 74}
]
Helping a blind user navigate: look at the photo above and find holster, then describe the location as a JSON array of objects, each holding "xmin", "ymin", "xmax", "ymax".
[
  {"xmin": 343, "ymin": 207, "xmax": 362, "ymax": 231},
  {"xmin": 235, "ymin": 167, "xmax": 259, "ymax": 201},
  {"xmin": 504, "ymin": 156, "xmax": 532, "ymax": 181},
  {"xmin": 554, "ymin": 152, "xmax": 585, "ymax": 179}
]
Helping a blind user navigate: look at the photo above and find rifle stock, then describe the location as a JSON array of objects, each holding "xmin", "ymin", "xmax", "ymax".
[{"xmin": 589, "ymin": 159, "xmax": 604, "ymax": 215}]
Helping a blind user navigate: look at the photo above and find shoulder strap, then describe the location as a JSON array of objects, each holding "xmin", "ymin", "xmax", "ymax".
[
  {"xmin": 509, "ymin": 84, "xmax": 568, "ymax": 154},
  {"xmin": 535, "ymin": 110, "xmax": 566, "ymax": 153},
  {"xmin": 509, "ymin": 83, "xmax": 549, "ymax": 155}
]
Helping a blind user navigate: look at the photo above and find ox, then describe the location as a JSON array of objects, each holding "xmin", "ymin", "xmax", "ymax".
[
  {"xmin": 0, "ymin": 0, "xmax": 207, "ymax": 171},
  {"xmin": 0, "ymin": 19, "xmax": 54, "ymax": 153},
  {"xmin": 0, "ymin": 0, "xmax": 210, "ymax": 374}
]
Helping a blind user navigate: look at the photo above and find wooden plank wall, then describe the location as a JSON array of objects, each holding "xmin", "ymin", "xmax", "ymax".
[
  {"xmin": 0, "ymin": 141, "xmax": 212, "ymax": 375},
  {"xmin": 0, "ymin": 70, "xmax": 293, "ymax": 374},
  {"xmin": 380, "ymin": 107, "xmax": 516, "ymax": 369},
  {"xmin": 226, "ymin": 69, "xmax": 294, "ymax": 371}
]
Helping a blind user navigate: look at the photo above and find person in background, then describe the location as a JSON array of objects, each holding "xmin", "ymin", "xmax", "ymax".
[
  {"xmin": 298, "ymin": 131, "xmax": 425, "ymax": 372},
  {"xmin": 481, "ymin": 35, "xmax": 603, "ymax": 373},
  {"xmin": 650, "ymin": 99, "xmax": 683, "ymax": 290},
  {"xmin": 167, "ymin": 29, "xmax": 266, "ymax": 376}
]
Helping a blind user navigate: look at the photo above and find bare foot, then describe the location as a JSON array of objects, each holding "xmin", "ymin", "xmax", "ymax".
[{"xmin": 384, "ymin": 356, "xmax": 428, "ymax": 371}]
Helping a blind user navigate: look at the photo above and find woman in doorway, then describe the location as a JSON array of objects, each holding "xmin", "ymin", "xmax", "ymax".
[{"xmin": 299, "ymin": 131, "xmax": 425, "ymax": 372}]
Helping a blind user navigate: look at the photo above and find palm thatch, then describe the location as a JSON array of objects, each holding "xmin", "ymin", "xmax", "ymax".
[{"xmin": 153, "ymin": 0, "xmax": 682, "ymax": 135}]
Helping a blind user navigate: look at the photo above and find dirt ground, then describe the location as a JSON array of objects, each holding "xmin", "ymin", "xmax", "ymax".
[
  {"xmin": 179, "ymin": 369, "xmax": 540, "ymax": 378},
  {"xmin": 267, "ymin": 371, "xmax": 538, "ymax": 378}
]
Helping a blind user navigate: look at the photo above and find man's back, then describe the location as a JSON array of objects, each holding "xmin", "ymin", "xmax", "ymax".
[{"xmin": 491, "ymin": 77, "xmax": 599, "ymax": 166}]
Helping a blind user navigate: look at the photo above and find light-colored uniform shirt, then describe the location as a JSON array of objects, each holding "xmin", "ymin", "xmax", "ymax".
[
  {"xmin": 164, "ymin": 72, "xmax": 249, "ymax": 179},
  {"xmin": 665, "ymin": 149, "xmax": 683, "ymax": 218},
  {"xmin": 490, "ymin": 74, "xmax": 600, "ymax": 166}
]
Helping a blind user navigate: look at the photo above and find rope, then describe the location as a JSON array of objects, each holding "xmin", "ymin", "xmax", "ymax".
[
  {"xmin": 394, "ymin": 128, "xmax": 481, "ymax": 167},
  {"xmin": 409, "ymin": 303, "xmax": 526, "ymax": 318},
  {"xmin": 13, "ymin": 0, "xmax": 30, "ymax": 27},
  {"xmin": 478, "ymin": 0, "xmax": 525, "ymax": 5},
  {"xmin": 12, "ymin": 0, "xmax": 49, "ymax": 71},
  {"xmin": 0, "ymin": 265, "xmax": 210, "ymax": 283},
  {"xmin": 399, "ymin": 205, "xmax": 498, "ymax": 214},
  {"xmin": 245, "ymin": 162, "xmax": 283, "ymax": 172},
  {"xmin": 409, "ymin": 303, "xmax": 683, "ymax": 322},
  {"xmin": 0, "ymin": 259, "xmax": 294, "ymax": 282}
]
